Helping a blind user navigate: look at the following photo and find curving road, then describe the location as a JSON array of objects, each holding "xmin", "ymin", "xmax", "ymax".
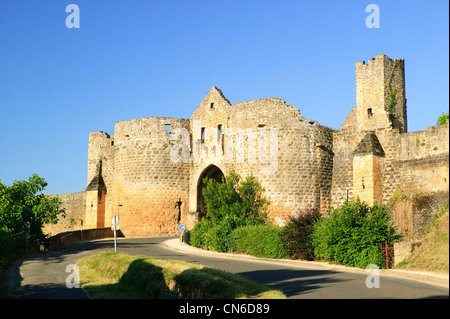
[{"xmin": 1, "ymin": 237, "xmax": 448, "ymax": 299}]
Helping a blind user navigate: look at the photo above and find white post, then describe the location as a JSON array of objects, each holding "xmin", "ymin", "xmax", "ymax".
[
  {"xmin": 112, "ymin": 214, "xmax": 118, "ymax": 253},
  {"xmin": 114, "ymin": 225, "xmax": 117, "ymax": 252}
]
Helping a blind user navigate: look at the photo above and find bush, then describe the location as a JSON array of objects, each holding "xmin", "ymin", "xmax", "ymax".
[
  {"xmin": 205, "ymin": 220, "xmax": 234, "ymax": 252},
  {"xmin": 228, "ymin": 224, "xmax": 290, "ymax": 259},
  {"xmin": 182, "ymin": 230, "xmax": 191, "ymax": 245},
  {"xmin": 0, "ymin": 228, "xmax": 15, "ymax": 272},
  {"xmin": 0, "ymin": 175, "xmax": 65, "ymax": 250},
  {"xmin": 311, "ymin": 199, "xmax": 402, "ymax": 269},
  {"xmin": 190, "ymin": 170, "xmax": 270, "ymax": 253},
  {"xmin": 190, "ymin": 219, "xmax": 234, "ymax": 253},
  {"xmin": 280, "ymin": 209, "xmax": 321, "ymax": 260},
  {"xmin": 201, "ymin": 170, "xmax": 269, "ymax": 229},
  {"xmin": 190, "ymin": 218, "xmax": 213, "ymax": 249},
  {"xmin": 437, "ymin": 112, "xmax": 449, "ymax": 126}
]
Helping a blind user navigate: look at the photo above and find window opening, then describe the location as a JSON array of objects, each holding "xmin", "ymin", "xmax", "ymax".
[{"xmin": 201, "ymin": 127, "xmax": 205, "ymax": 143}]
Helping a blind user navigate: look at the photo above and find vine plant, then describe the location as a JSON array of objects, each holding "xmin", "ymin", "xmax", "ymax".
[{"xmin": 386, "ymin": 60, "xmax": 399, "ymax": 123}]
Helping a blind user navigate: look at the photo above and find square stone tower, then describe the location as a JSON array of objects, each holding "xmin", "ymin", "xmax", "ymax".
[{"xmin": 355, "ymin": 54, "xmax": 407, "ymax": 133}]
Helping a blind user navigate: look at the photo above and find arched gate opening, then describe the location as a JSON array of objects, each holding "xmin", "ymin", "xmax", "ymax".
[{"xmin": 196, "ymin": 165, "xmax": 224, "ymax": 219}]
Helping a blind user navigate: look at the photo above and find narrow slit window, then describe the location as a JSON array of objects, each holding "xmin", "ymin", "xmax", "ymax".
[
  {"xmin": 201, "ymin": 127, "xmax": 205, "ymax": 143},
  {"xmin": 149, "ymin": 132, "xmax": 152, "ymax": 138},
  {"xmin": 210, "ymin": 103, "xmax": 215, "ymax": 109},
  {"xmin": 217, "ymin": 125, "xmax": 223, "ymax": 141},
  {"xmin": 367, "ymin": 108, "xmax": 373, "ymax": 117}
]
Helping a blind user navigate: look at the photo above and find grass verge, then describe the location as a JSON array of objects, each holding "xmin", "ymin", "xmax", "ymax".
[
  {"xmin": 77, "ymin": 252, "xmax": 287, "ymax": 299},
  {"xmin": 396, "ymin": 210, "xmax": 449, "ymax": 272}
]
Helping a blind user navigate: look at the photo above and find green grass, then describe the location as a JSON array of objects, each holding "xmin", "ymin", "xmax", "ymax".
[
  {"xmin": 77, "ymin": 252, "xmax": 287, "ymax": 299},
  {"xmin": 396, "ymin": 209, "xmax": 449, "ymax": 272}
]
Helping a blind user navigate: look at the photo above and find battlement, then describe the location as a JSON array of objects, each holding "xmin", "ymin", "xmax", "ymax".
[
  {"xmin": 356, "ymin": 54, "xmax": 405, "ymax": 68},
  {"xmin": 72, "ymin": 54, "xmax": 448, "ymax": 238},
  {"xmin": 356, "ymin": 54, "xmax": 407, "ymax": 133},
  {"xmin": 113, "ymin": 117, "xmax": 190, "ymax": 145}
]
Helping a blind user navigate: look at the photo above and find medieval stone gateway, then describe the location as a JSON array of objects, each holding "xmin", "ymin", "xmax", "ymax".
[{"xmin": 45, "ymin": 55, "xmax": 448, "ymax": 238}]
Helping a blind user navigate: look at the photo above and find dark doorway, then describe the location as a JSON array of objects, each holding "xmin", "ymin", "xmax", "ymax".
[{"xmin": 197, "ymin": 165, "xmax": 224, "ymax": 219}]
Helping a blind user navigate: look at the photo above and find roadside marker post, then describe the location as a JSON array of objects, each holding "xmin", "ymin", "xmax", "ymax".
[
  {"xmin": 112, "ymin": 215, "xmax": 119, "ymax": 252},
  {"xmin": 24, "ymin": 222, "xmax": 30, "ymax": 255},
  {"xmin": 179, "ymin": 224, "xmax": 186, "ymax": 243}
]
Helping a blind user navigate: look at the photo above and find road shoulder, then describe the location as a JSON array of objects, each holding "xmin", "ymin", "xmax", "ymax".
[{"xmin": 162, "ymin": 238, "xmax": 449, "ymax": 289}]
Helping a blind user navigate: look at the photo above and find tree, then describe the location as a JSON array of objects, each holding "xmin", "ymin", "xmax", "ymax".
[
  {"xmin": 437, "ymin": 112, "xmax": 449, "ymax": 126},
  {"xmin": 190, "ymin": 170, "xmax": 270, "ymax": 252},
  {"xmin": 281, "ymin": 209, "xmax": 321, "ymax": 260},
  {"xmin": 0, "ymin": 174, "xmax": 66, "ymax": 249},
  {"xmin": 202, "ymin": 170, "xmax": 269, "ymax": 229},
  {"xmin": 311, "ymin": 199, "xmax": 402, "ymax": 268}
]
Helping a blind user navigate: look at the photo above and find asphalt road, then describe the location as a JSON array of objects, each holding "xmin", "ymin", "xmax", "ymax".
[{"xmin": 1, "ymin": 237, "xmax": 448, "ymax": 299}]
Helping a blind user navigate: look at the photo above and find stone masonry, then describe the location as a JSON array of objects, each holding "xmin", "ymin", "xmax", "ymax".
[{"xmin": 50, "ymin": 54, "xmax": 449, "ymax": 238}]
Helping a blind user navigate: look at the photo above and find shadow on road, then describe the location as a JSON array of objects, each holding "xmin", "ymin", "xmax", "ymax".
[{"xmin": 237, "ymin": 268, "xmax": 348, "ymax": 298}]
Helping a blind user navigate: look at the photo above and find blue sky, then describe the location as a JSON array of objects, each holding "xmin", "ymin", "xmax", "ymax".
[{"xmin": 0, "ymin": 0, "xmax": 448, "ymax": 194}]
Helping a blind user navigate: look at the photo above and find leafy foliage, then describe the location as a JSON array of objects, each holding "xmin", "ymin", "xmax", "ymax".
[
  {"xmin": 190, "ymin": 170, "xmax": 270, "ymax": 252},
  {"xmin": 280, "ymin": 209, "xmax": 321, "ymax": 260},
  {"xmin": 0, "ymin": 228, "xmax": 15, "ymax": 273},
  {"xmin": 311, "ymin": 199, "xmax": 402, "ymax": 268},
  {"xmin": 202, "ymin": 170, "xmax": 269, "ymax": 228},
  {"xmin": 228, "ymin": 224, "xmax": 290, "ymax": 259},
  {"xmin": 386, "ymin": 60, "xmax": 399, "ymax": 123},
  {"xmin": 0, "ymin": 174, "xmax": 66, "ymax": 250},
  {"xmin": 189, "ymin": 218, "xmax": 213, "ymax": 249},
  {"xmin": 437, "ymin": 112, "xmax": 449, "ymax": 126}
]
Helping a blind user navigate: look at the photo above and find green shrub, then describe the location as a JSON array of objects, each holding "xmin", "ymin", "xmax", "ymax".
[
  {"xmin": 182, "ymin": 230, "xmax": 191, "ymax": 245},
  {"xmin": 437, "ymin": 112, "xmax": 449, "ymax": 126},
  {"xmin": 229, "ymin": 224, "xmax": 290, "ymax": 259},
  {"xmin": 190, "ymin": 218, "xmax": 213, "ymax": 249},
  {"xmin": 280, "ymin": 209, "xmax": 320, "ymax": 260},
  {"xmin": 0, "ymin": 175, "xmax": 65, "ymax": 250},
  {"xmin": 190, "ymin": 219, "xmax": 234, "ymax": 253},
  {"xmin": 0, "ymin": 228, "xmax": 15, "ymax": 258},
  {"xmin": 0, "ymin": 228, "xmax": 15, "ymax": 275},
  {"xmin": 202, "ymin": 170, "xmax": 270, "ymax": 229},
  {"xmin": 311, "ymin": 199, "xmax": 402, "ymax": 269},
  {"xmin": 191, "ymin": 170, "xmax": 271, "ymax": 253}
]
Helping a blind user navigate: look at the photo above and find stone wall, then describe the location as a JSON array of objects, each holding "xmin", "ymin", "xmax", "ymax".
[
  {"xmin": 45, "ymin": 227, "xmax": 121, "ymax": 250},
  {"xmin": 43, "ymin": 191, "xmax": 86, "ymax": 236},
  {"xmin": 189, "ymin": 89, "xmax": 334, "ymax": 225},
  {"xmin": 110, "ymin": 116, "xmax": 191, "ymax": 237},
  {"xmin": 355, "ymin": 54, "xmax": 406, "ymax": 133},
  {"xmin": 48, "ymin": 54, "xmax": 448, "ymax": 240},
  {"xmin": 397, "ymin": 122, "xmax": 449, "ymax": 194},
  {"xmin": 331, "ymin": 55, "xmax": 448, "ymax": 210}
]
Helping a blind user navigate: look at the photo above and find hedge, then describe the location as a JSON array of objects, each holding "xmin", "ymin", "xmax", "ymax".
[{"xmin": 228, "ymin": 224, "xmax": 290, "ymax": 259}]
